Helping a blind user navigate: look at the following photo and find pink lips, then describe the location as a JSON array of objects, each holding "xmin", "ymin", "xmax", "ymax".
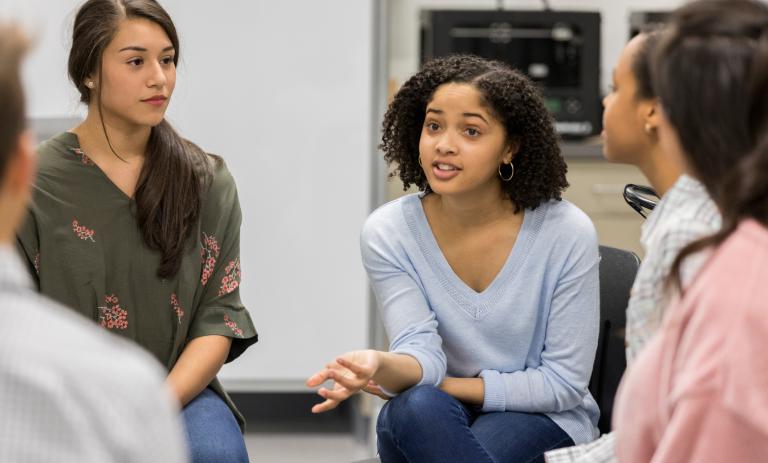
[
  {"xmin": 431, "ymin": 162, "xmax": 461, "ymax": 181},
  {"xmin": 142, "ymin": 96, "xmax": 167, "ymax": 106}
]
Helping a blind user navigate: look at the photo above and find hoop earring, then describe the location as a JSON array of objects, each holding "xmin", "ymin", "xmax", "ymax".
[
  {"xmin": 498, "ymin": 162, "xmax": 514, "ymax": 181},
  {"xmin": 418, "ymin": 157, "xmax": 422, "ymax": 167}
]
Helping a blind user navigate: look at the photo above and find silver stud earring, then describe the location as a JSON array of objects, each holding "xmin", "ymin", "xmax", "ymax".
[
  {"xmin": 86, "ymin": 81, "xmax": 95, "ymax": 89},
  {"xmin": 644, "ymin": 123, "xmax": 653, "ymax": 134}
]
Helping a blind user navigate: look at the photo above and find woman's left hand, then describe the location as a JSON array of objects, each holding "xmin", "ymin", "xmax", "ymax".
[{"xmin": 306, "ymin": 350, "xmax": 381, "ymax": 413}]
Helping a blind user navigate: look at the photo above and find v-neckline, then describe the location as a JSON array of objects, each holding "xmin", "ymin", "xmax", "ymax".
[
  {"xmin": 61, "ymin": 131, "xmax": 136, "ymax": 201},
  {"xmin": 407, "ymin": 193, "xmax": 535, "ymax": 303}
]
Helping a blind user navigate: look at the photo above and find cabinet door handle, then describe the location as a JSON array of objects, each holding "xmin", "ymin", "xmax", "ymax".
[{"xmin": 591, "ymin": 184, "xmax": 625, "ymax": 195}]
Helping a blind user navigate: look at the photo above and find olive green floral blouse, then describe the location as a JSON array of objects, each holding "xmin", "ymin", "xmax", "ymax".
[{"xmin": 16, "ymin": 132, "xmax": 258, "ymax": 429}]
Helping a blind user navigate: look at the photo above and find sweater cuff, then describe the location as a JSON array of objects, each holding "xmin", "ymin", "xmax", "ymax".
[
  {"xmin": 479, "ymin": 369, "xmax": 506, "ymax": 412},
  {"xmin": 377, "ymin": 385, "xmax": 397, "ymax": 398}
]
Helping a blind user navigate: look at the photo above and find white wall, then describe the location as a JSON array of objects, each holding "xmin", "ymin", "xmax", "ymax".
[
  {"xmin": 1, "ymin": 0, "xmax": 380, "ymax": 391},
  {"xmin": 167, "ymin": 1, "xmax": 378, "ymax": 390},
  {"xmin": 0, "ymin": 1, "xmax": 83, "ymax": 117},
  {"xmin": 388, "ymin": 0, "xmax": 687, "ymax": 95}
]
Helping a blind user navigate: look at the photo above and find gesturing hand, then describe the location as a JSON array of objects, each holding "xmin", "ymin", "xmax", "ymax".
[{"xmin": 306, "ymin": 350, "xmax": 381, "ymax": 413}]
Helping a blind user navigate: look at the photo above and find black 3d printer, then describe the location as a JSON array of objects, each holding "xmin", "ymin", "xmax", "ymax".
[{"xmin": 421, "ymin": 8, "xmax": 601, "ymax": 138}]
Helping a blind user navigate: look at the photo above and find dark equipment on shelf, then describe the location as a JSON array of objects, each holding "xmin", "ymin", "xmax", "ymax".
[
  {"xmin": 629, "ymin": 11, "xmax": 671, "ymax": 38},
  {"xmin": 421, "ymin": 9, "xmax": 602, "ymax": 138}
]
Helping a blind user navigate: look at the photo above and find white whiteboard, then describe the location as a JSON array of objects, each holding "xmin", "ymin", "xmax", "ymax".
[{"xmin": 4, "ymin": 0, "xmax": 379, "ymax": 390}]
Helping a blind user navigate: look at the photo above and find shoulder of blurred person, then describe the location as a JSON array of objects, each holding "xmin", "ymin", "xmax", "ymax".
[
  {"xmin": 641, "ymin": 175, "xmax": 721, "ymax": 257},
  {"xmin": 615, "ymin": 220, "xmax": 768, "ymax": 463},
  {"xmin": 642, "ymin": 175, "xmax": 721, "ymax": 295},
  {"xmin": 0, "ymin": 247, "xmax": 189, "ymax": 463},
  {"xmin": 625, "ymin": 174, "xmax": 722, "ymax": 362},
  {"xmin": 682, "ymin": 219, "xmax": 768, "ymax": 420}
]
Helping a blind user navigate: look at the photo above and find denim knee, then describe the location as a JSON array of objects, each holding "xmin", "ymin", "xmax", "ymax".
[
  {"xmin": 183, "ymin": 389, "xmax": 249, "ymax": 463},
  {"xmin": 377, "ymin": 385, "xmax": 454, "ymax": 436},
  {"xmin": 190, "ymin": 442, "xmax": 249, "ymax": 463}
]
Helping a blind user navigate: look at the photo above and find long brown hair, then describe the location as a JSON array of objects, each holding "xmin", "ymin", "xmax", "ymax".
[
  {"xmin": 68, "ymin": 0, "xmax": 213, "ymax": 279},
  {"xmin": 0, "ymin": 23, "xmax": 29, "ymax": 176},
  {"xmin": 655, "ymin": 0, "xmax": 768, "ymax": 288}
]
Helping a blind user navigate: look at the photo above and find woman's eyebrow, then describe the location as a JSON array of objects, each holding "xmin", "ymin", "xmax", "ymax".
[
  {"xmin": 118, "ymin": 45, "xmax": 175, "ymax": 53},
  {"xmin": 463, "ymin": 112, "xmax": 488, "ymax": 123}
]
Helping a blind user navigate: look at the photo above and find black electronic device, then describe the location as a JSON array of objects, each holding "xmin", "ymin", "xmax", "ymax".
[
  {"xmin": 629, "ymin": 11, "xmax": 670, "ymax": 38},
  {"xmin": 421, "ymin": 9, "xmax": 601, "ymax": 138}
]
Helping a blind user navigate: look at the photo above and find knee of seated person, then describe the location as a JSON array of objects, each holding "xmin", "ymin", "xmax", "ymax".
[
  {"xmin": 189, "ymin": 441, "xmax": 249, "ymax": 463},
  {"xmin": 378, "ymin": 385, "xmax": 449, "ymax": 430},
  {"xmin": 186, "ymin": 417, "xmax": 248, "ymax": 463}
]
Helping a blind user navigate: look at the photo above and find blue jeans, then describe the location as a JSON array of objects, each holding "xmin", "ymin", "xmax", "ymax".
[
  {"xmin": 377, "ymin": 385, "xmax": 574, "ymax": 463},
  {"xmin": 182, "ymin": 387, "xmax": 249, "ymax": 463}
]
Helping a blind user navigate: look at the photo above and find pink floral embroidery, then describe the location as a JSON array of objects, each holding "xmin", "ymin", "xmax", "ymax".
[
  {"xmin": 69, "ymin": 147, "xmax": 94, "ymax": 166},
  {"xmin": 98, "ymin": 294, "xmax": 128, "ymax": 330},
  {"xmin": 72, "ymin": 219, "xmax": 95, "ymax": 242},
  {"xmin": 200, "ymin": 232, "xmax": 220, "ymax": 285},
  {"xmin": 223, "ymin": 313, "xmax": 244, "ymax": 338},
  {"xmin": 170, "ymin": 293, "xmax": 184, "ymax": 324},
  {"xmin": 218, "ymin": 258, "xmax": 241, "ymax": 296},
  {"xmin": 33, "ymin": 252, "xmax": 40, "ymax": 274}
]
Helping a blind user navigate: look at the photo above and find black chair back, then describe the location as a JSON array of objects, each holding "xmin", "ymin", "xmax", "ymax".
[{"xmin": 589, "ymin": 245, "xmax": 640, "ymax": 434}]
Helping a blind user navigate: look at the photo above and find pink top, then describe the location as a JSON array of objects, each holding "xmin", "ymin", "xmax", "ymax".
[{"xmin": 614, "ymin": 219, "xmax": 768, "ymax": 463}]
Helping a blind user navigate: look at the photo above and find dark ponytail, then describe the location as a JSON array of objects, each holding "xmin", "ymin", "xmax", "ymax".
[
  {"xmin": 68, "ymin": 0, "xmax": 213, "ymax": 278},
  {"xmin": 656, "ymin": 0, "xmax": 768, "ymax": 289}
]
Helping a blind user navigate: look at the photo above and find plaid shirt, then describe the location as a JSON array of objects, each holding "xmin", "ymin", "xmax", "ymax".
[
  {"xmin": 0, "ymin": 246, "xmax": 188, "ymax": 463},
  {"xmin": 625, "ymin": 175, "xmax": 721, "ymax": 363},
  {"xmin": 545, "ymin": 175, "xmax": 721, "ymax": 463}
]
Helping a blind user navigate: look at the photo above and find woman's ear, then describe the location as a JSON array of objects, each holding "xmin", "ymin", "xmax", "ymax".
[
  {"xmin": 643, "ymin": 99, "xmax": 662, "ymax": 133},
  {"xmin": 84, "ymin": 74, "xmax": 95, "ymax": 89},
  {"xmin": 504, "ymin": 136, "xmax": 522, "ymax": 163}
]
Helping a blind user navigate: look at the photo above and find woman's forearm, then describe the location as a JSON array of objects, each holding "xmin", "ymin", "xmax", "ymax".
[
  {"xmin": 440, "ymin": 377, "xmax": 485, "ymax": 405},
  {"xmin": 373, "ymin": 351, "xmax": 424, "ymax": 394},
  {"xmin": 167, "ymin": 335, "xmax": 232, "ymax": 406}
]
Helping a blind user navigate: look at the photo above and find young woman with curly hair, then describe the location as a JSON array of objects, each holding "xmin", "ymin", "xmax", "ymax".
[{"xmin": 308, "ymin": 55, "xmax": 600, "ymax": 462}]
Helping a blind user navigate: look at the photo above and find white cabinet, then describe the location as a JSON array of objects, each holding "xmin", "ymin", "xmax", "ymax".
[{"xmin": 563, "ymin": 157, "xmax": 648, "ymax": 258}]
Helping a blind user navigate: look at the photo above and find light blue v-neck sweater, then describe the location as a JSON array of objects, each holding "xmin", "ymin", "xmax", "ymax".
[{"xmin": 361, "ymin": 193, "xmax": 600, "ymax": 444}]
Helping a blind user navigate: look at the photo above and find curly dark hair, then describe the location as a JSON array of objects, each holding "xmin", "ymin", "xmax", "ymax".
[{"xmin": 381, "ymin": 54, "xmax": 568, "ymax": 211}]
